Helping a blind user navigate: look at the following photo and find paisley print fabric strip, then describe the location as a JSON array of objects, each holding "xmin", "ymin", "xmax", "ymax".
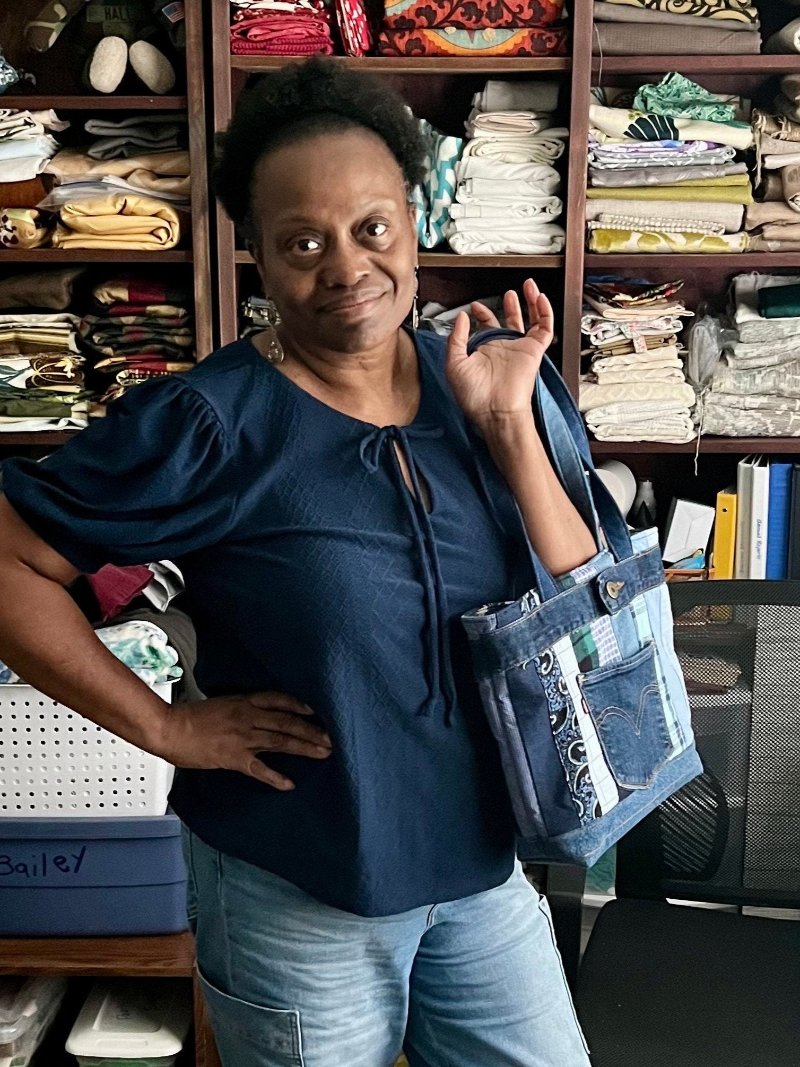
[
  {"xmin": 378, "ymin": 24, "xmax": 568, "ymax": 54},
  {"xmin": 382, "ymin": 0, "xmax": 563, "ymax": 30},
  {"xmin": 597, "ymin": 0, "xmax": 758, "ymax": 24}
]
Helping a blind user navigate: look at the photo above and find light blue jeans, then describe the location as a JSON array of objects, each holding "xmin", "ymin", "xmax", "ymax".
[{"xmin": 184, "ymin": 830, "xmax": 590, "ymax": 1067}]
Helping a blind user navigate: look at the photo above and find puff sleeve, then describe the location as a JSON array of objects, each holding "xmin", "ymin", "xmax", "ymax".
[{"xmin": 2, "ymin": 376, "xmax": 240, "ymax": 573}]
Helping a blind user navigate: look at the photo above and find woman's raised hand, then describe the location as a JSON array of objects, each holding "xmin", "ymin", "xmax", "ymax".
[
  {"xmin": 159, "ymin": 692, "xmax": 332, "ymax": 791},
  {"xmin": 445, "ymin": 278, "xmax": 554, "ymax": 429}
]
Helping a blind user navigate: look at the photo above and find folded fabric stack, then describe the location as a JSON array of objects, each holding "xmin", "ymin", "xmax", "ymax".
[
  {"xmin": 587, "ymin": 75, "xmax": 754, "ymax": 255},
  {"xmin": 80, "ymin": 276, "xmax": 195, "ymax": 407},
  {"xmin": 445, "ymin": 80, "xmax": 566, "ymax": 255},
  {"xmin": 746, "ymin": 75, "xmax": 800, "ymax": 251},
  {"xmin": 764, "ymin": 10, "xmax": 800, "ymax": 54},
  {"xmin": 45, "ymin": 147, "xmax": 191, "ymax": 208},
  {"xmin": 229, "ymin": 0, "xmax": 334, "ymax": 55},
  {"xmin": 0, "ymin": 107, "xmax": 68, "ymax": 249},
  {"xmin": 379, "ymin": 0, "xmax": 568, "ymax": 57},
  {"xmin": 578, "ymin": 277, "xmax": 696, "ymax": 443},
  {"xmin": 700, "ymin": 273, "xmax": 800, "ymax": 437},
  {"xmin": 412, "ymin": 118, "xmax": 463, "ymax": 250},
  {"xmin": 592, "ymin": 0, "xmax": 761, "ymax": 55}
]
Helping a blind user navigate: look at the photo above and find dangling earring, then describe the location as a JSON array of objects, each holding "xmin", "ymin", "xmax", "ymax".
[
  {"xmin": 262, "ymin": 298, "xmax": 284, "ymax": 364},
  {"xmin": 411, "ymin": 267, "xmax": 420, "ymax": 330}
]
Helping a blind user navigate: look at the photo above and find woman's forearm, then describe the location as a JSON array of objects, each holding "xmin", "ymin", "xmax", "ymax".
[{"xmin": 481, "ymin": 412, "xmax": 597, "ymax": 576}]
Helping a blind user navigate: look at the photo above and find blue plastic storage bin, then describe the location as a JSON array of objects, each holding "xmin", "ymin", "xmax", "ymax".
[{"xmin": 0, "ymin": 812, "xmax": 187, "ymax": 935}]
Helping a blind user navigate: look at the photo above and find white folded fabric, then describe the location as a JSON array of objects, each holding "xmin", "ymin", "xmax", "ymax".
[
  {"xmin": 579, "ymin": 380, "xmax": 696, "ymax": 413},
  {"xmin": 462, "ymin": 130, "xmax": 568, "ymax": 164},
  {"xmin": 588, "ymin": 368, "xmax": 687, "ymax": 385},
  {"xmin": 456, "ymin": 178, "xmax": 562, "ymax": 205},
  {"xmin": 450, "ymin": 202, "xmax": 561, "ymax": 219},
  {"xmin": 448, "ymin": 211, "xmax": 561, "ymax": 230},
  {"xmin": 0, "ymin": 156, "xmax": 51, "ymax": 181},
  {"xmin": 585, "ymin": 197, "xmax": 744, "ymax": 234},
  {"xmin": 466, "ymin": 110, "xmax": 553, "ymax": 138},
  {"xmin": 472, "ymin": 80, "xmax": 559, "ymax": 114},
  {"xmin": 764, "ymin": 151, "xmax": 800, "ymax": 169},
  {"xmin": 445, "ymin": 224, "xmax": 565, "ymax": 255},
  {"xmin": 0, "ymin": 135, "xmax": 59, "ymax": 161},
  {"xmin": 589, "ymin": 104, "xmax": 754, "ymax": 150},
  {"xmin": 455, "ymin": 155, "xmax": 561, "ymax": 189}
]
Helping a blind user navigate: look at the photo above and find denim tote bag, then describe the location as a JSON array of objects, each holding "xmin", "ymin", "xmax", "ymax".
[{"xmin": 461, "ymin": 329, "xmax": 702, "ymax": 866}]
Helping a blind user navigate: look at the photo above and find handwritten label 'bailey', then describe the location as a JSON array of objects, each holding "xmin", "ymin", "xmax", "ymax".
[{"xmin": 0, "ymin": 846, "xmax": 87, "ymax": 877}]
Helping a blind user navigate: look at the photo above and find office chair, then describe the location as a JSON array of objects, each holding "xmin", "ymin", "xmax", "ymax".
[{"xmin": 568, "ymin": 580, "xmax": 800, "ymax": 1067}]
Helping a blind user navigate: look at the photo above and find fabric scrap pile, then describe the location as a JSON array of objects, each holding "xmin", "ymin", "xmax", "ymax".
[
  {"xmin": 586, "ymin": 75, "xmax": 754, "ymax": 255},
  {"xmin": 229, "ymin": 0, "xmax": 335, "ymax": 55},
  {"xmin": 746, "ymin": 75, "xmax": 800, "ymax": 251},
  {"xmin": 0, "ymin": 107, "xmax": 68, "ymax": 250},
  {"xmin": 42, "ymin": 114, "xmax": 188, "ymax": 250},
  {"xmin": 378, "ymin": 0, "xmax": 568, "ymax": 58},
  {"xmin": 592, "ymin": 0, "xmax": 761, "ymax": 56},
  {"xmin": 80, "ymin": 276, "xmax": 195, "ymax": 409},
  {"xmin": 579, "ymin": 277, "xmax": 696, "ymax": 444},
  {"xmin": 699, "ymin": 273, "xmax": 800, "ymax": 437},
  {"xmin": 446, "ymin": 80, "xmax": 566, "ymax": 255},
  {"xmin": 0, "ymin": 268, "xmax": 90, "ymax": 433}
]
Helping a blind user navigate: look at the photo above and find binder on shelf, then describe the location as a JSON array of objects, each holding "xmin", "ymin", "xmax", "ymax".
[
  {"xmin": 788, "ymin": 464, "xmax": 800, "ymax": 581},
  {"xmin": 734, "ymin": 454, "xmax": 754, "ymax": 580},
  {"xmin": 748, "ymin": 456, "xmax": 769, "ymax": 581},
  {"xmin": 766, "ymin": 462, "xmax": 792, "ymax": 580},
  {"xmin": 711, "ymin": 487, "xmax": 737, "ymax": 581}
]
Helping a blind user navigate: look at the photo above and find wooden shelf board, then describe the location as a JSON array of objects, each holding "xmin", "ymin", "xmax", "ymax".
[
  {"xmin": 0, "ymin": 933, "xmax": 195, "ymax": 976},
  {"xmin": 234, "ymin": 250, "xmax": 564, "ymax": 268},
  {"xmin": 591, "ymin": 56, "xmax": 800, "ymax": 75},
  {"xmin": 0, "ymin": 95, "xmax": 188, "ymax": 110},
  {"xmin": 0, "ymin": 250, "xmax": 193, "ymax": 264},
  {"xmin": 584, "ymin": 253, "xmax": 800, "ymax": 270},
  {"xmin": 231, "ymin": 56, "xmax": 571, "ymax": 74},
  {"xmin": 0, "ymin": 431, "xmax": 80, "ymax": 447},
  {"xmin": 591, "ymin": 438, "xmax": 800, "ymax": 455}
]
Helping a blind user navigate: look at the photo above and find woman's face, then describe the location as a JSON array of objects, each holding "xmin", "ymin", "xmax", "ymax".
[{"xmin": 249, "ymin": 127, "xmax": 418, "ymax": 355}]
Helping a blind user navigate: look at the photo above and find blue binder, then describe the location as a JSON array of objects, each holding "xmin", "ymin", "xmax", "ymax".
[{"xmin": 766, "ymin": 462, "xmax": 792, "ymax": 580}]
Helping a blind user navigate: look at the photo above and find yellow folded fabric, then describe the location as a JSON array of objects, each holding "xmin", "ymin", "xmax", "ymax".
[
  {"xmin": 46, "ymin": 149, "xmax": 191, "ymax": 180},
  {"xmin": 659, "ymin": 173, "xmax": 752, "ymax": 188},
  {"xmin": 588, "ymin": 228, "xmax": 750, "ymax": 254},
  {"xmin": 586, "ymin": 184, "xmax": 753, "ymax": 205},
  {"xmin": 53, "ymin": 194, "xmax": 181, "ymax": 250}
]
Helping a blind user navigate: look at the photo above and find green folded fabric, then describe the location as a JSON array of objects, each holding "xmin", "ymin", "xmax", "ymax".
[{"xmin": 758, "ymin": 283, "xmax": 800, "ymax": 318}]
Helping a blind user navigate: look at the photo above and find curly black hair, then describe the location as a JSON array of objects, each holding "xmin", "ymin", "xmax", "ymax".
[{"xmin": 214, "ymin": 57, "xmax": 427, "ymax": 239}]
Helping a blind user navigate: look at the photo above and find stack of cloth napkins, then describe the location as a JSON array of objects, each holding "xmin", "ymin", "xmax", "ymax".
[
  {"xmin": 699, "ymin": 273, "xmax": 800, "ymax": 437},
  {"xmin": 229, "ymin": 0, "xmax": 334, "ymax": 55},
  {"xmin": 0, "ymin": 107, "xmax": 68, "ymax": 249},
  {"xmin": 586, "ymin": 75, "xmax": 754, "ymax": 255},
  {"xmin": 592, "ymin": 0, "xmax": 761, "ymax": 55},
  {"xmin": 379, "ymin": 0, "xmax": 567, "ymax": 57},
  {"xmin": 579, "ymin": 278, "xmax": 696, "ymax": 444},
  {"xmin": 80, "ymin": 276, "xmax": 195, "ymax": 409},
  {"xmin": 747, "ymin": 75, "xmax": 800, "ymax": 251},
  {"xmin": 445, "ymin": 80, "xmax": 566, "ymax": 255}
]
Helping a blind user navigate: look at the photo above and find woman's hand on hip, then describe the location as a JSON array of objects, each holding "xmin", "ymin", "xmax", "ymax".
[
  {"xmin": 445, "ymin": 278, "xmax": 553, "ymax": 431},
  {"xmin": 159, "ymin": 692, "xmax": 332, "ymax": 790}
]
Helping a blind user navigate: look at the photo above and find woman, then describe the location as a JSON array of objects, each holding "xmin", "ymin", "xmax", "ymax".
[{"xmin": 0, "ymin": 60, "xmax": 594, "ymax": 1066}]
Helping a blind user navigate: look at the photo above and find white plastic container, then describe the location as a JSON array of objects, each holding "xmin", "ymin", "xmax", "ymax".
[
  {"xmin": 0, "ymin": 683, "xmax": 173, "ymax": 817},
  {"xmin": 0, "ymin": 975, "xmax": 67, "ymax": 1067},
  {"xmin": 65, "ymin": 979, "xmax": 192, "ymax": 1067}
]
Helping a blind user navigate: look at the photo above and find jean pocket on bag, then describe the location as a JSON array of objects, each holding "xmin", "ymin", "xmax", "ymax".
[
  {"xmin": 578, "ymin": 642, "xmax": 674, "ymax": 790},
  {"xmin": 197, "ymin": 966, "xmax": 305, "ymax": 1066}
]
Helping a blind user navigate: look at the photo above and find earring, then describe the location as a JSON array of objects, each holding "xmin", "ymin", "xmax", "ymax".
[
  {"xmin": 411, "ymin": 267, "xmax": 419, "ymax": 331},
  {"xmin": 262, "ymin": 299, "xmax": 284, "ymax": 364}
]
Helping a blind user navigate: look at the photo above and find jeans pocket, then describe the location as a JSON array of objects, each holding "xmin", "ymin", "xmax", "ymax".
[
  {"xmin": 578, "ymin": 641, "xmax": 673, "ymax": 790},
  {"xmin": 197, "ymin": 966, "xmax": 305, "ymax": 1066}
]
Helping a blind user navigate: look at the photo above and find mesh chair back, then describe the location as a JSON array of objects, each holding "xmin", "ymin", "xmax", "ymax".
[{"xmin": 615, "ymin": 580, "xmax": 800, "ymax": 910}]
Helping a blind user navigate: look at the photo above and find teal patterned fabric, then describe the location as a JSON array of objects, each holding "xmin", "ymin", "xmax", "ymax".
[{"xmin": 412, "ymin": 117, "xmax": 463, "ymax": 250}]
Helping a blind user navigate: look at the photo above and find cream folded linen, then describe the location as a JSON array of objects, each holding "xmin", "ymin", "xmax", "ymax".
[
  {"xmin": 450, "ymin": 202, "xmax": 562, "ymax": 219},
  {"xmin": 764, "ymin": 18, "xmax": 800, "ymax": 53},
  {"xmin": 455, "ymin": 156, "xmax": 561, "ymax": 189},
  {"xmin": 465, "ymin": 111, "xmax": 553, "ymax": 137},
  {"xmin": 586, "ymin": 185, "xmax": 752, "ymax": 206},
  {"xmin": 749, "ymin": 236, "xmax": 800, "ymax": 251},
  {"xmin": 52, "ymin": 194, "xmax": 181, "ymax": 250},
  {"xmin": 462, "ymin": 131, "xmax": 568, "ymax": 164},
  {"xmin": 746, "ymin": 201, "xmax": 800, "ymax": 227},
  {"xmin": 448, "ymin": 211, "xmax": 561, "ymax": 229},
  {"xmin": 759, "ymin": 223, "xmax": 800, "ymax": 241},
  {"xmin": 764, "ymin": 152, "xmax": 800, "ymax": 170},
  {"xmin": 587, "ymin": 368, "xmax": 687, "ymax": 385},
  {"xmin": 457, "ymin": 179, "xmax": 562, "ymax": 208},
  {"xmin": 784, "ymin": 164, "xmax": 800, "ymax": 211},
  {"xmin": 586, "ymin": 197, "xmax": 744, "ymax": 232},
  {"xmin": 589, "ymin": 164, "xmax": 748, "ymax": 188},
  {"xmin": 591, "ymin": 353, "xmax": 683, "ymax": 372},
  {"xmin": 579, "ymin": 380, "xmax": 695, "ymax": 413},
  {"xmin": 584, "ymin": 401, "xmax": 696, "ymax": 443},
  {"xmin": 589, "ymin": 103, "xmax": 754, "ymax": 150},
  {"xmin": 472, "ymin": 81, "xmax": 559, "ymax": 114},
  {"xmin": 445, "ymin": 224, "xmax": 565, "ymax": 255},
  {"xmin": 759, "ymin": 132, "xmax": 800, "ymax": 155}
]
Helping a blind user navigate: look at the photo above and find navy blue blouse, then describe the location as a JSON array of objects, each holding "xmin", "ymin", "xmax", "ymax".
[{"xmin": 3, "ymin": 332, "xmax": 532, "ymax": 916}]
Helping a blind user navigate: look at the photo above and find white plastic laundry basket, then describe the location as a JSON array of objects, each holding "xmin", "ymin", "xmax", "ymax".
[{"xmin": 0, "ymin": 683, "xmax": 173, "ymax": 817}]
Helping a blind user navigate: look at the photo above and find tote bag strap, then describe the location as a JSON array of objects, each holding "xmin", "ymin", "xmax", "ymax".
[{"xmin": 465, "ymin": 328, "xmax": 635, "ymax": 566}]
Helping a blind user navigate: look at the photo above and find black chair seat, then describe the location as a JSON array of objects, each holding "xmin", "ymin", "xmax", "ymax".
[{"xmin": 576, "ymin": 898, "xmax": 800, "ymax": 1067}]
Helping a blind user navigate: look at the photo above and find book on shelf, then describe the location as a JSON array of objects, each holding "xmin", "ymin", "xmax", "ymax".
[
  {"xmin": 733, "ymin": 454, "xmax": 754, "ymax": 581},
  {"xmin": 714, "ymin": 458, "xmax": 797, "ymax": 581},
  {"xmin": 748, "ymin": 456, "xmax": 769, "ymax": 581},
  {"xmin": 788, "ymin": 464, "xmax": 800, "ymax": 581},
  {"xmin": 711, "ymin": 487, "xmax": 737, "ymax": 581},
  {"xmin": 766, "ymin": 462, "xmax": 792, "ymax": 581}
]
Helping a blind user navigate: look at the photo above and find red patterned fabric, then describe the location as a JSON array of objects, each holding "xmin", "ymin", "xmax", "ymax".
[
  {"xmin": 230, "ymin": 10, "xmax": 335, "ymax": 54},
  {"xmin": 377, "ymin": 23, "xmax": 568, "ymax": 55},
  {"xmin": 335, "ymin": 0, "xmax": 372, "ymax": 56},
  {"xmin": 382, "ymin": 0, "xmax": 563, "ymax": 30}
]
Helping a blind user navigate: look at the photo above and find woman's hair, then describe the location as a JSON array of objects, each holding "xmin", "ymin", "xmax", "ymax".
[{"xmin": 214, "ymin": 57, "xmax": 427, "ymax": 238}]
